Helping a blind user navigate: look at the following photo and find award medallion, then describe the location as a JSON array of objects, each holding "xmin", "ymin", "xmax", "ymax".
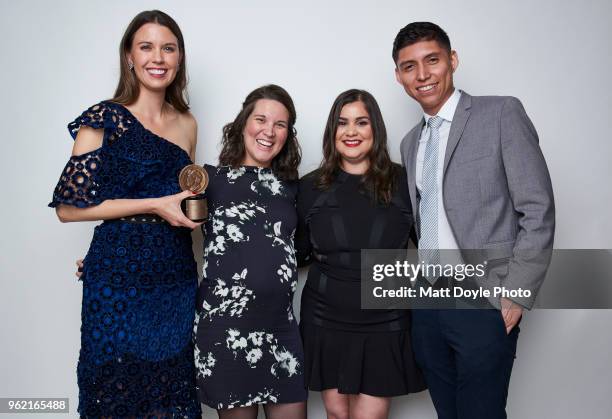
[
  {"xmin": 178, "ymin": 165, "xmax": 209, "ymax": 222},
  {"xmin": 179, "ymin": 164, "xmax": 209, "ymax": 194}
]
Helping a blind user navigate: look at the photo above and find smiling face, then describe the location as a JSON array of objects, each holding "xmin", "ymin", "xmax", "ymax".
[
  {"xmin": 241, "ymin": 99, "xmax": 290, "ymax": 168},
  {"xmin": 127, "ymin": 23, "xmax": 181, "ymax": 92},
  {"xmin": 335, "ymin": 101, "xmax": 374, "ymax": 172},
  {"xmin": 395, "ymin": 39, "xmax": 458, "ymax": 115}
]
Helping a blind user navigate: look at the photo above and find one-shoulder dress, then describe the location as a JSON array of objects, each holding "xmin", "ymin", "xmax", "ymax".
[
  {"xmin": 193, "ymin": 165, "xmax": 307, "ymax": 410},
  {"xmin": 49, "ymin": 101, "xmax": 201, "ymax": 418}
]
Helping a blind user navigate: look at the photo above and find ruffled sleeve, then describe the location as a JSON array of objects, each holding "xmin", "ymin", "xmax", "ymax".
[
  {"xmin": 49, "ymin": 102, "xmax": 115, "ymax": 208},
  {"xmin": 68, "ymin": 101, "xmax": 116, "ymax": 140}
]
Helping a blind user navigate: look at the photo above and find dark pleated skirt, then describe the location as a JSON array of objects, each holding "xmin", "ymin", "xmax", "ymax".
[{"xmin": 300, "ymin": 322, "xmax": 427, "ymax": 397}]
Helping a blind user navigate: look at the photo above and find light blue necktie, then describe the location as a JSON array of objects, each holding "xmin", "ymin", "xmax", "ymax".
[{"xmin": 419, "ymin": 116, "xmax": 443, "ymax": 282}]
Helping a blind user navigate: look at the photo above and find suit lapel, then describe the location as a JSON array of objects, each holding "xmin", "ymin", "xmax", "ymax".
[
  {"xmin": 443, "ymin": 92, "xmax": 472, "ymax": 174},
  {"xmin": 405, "ymin": 119, "xmax": 424, "ymax": 218}
]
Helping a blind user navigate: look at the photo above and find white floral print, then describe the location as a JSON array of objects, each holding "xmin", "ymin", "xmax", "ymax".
[
  {"xmin": 270, "ymin": 344, "xmax": 300, "ymax": 378},
  {"xmin": 219, "ymin": 388, "xmax": 280, "ymax": 409},
  {"xmin": 222, "ymin": 328, "xmax": 300, "ymax": 376},
  {"xmin": 194, "ymin": 346, "xmax": 217, "ymax": 380},
  {"xmin": 203, "ymin": 269, "xmax": 254, "ymax": 319},
  {"xmin": 264, "ymin": 221, "xmax": 297, "ymax": 284},
  {"xmin": 204, "ymin": 202, "xmax": 264, "ymax": 259},
  {"xmin": 226, "ymin": 224, "xmax": 244, "ymax": 242},
  {"xmin": 226, "ymin": 166, "xmax": 246, "ymax": 183},
  {"xmin": 245, "ymin": 348, "xmax": 263, "ymax": 366},
  {"xmin": 248, "ymin": 331, "xmax": 265, "ymax": 346},
  {"xmin": 251, "ymin": 169, "xmax": 283, "ymax": 196},
  {"xmin": 205, "ymin": 235, "xmax": 226, "ymax": 256}
]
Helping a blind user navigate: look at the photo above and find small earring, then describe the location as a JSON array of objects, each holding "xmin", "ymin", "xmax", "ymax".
[{"xmin": 128, "ymin": 61, "xmax": 134, "ymax": 70}]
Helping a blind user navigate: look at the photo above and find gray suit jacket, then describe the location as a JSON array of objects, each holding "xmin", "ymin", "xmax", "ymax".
[{"xmin": 400, "ymin": 92, "xmax": 555, "ymax": 308}]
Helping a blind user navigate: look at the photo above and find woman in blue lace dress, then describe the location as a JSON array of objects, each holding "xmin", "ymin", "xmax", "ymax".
[
  {"xmin": 49, "ymin": 11, "xmax": 202, "ymax": 418},
  {"xmin": 193, "ymin": 85, "xmax": 307, "ymax": 419}
]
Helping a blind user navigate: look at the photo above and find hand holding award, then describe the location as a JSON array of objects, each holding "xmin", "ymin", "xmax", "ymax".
[{"xmin": 179, "ymin": 164, "xmax": 209, "ymax": 222}]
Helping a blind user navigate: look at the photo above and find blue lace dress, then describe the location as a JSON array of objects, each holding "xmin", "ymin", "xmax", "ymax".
[
  {"xmin": 193, "ymin": 165, "xmax": 307, "ymax": 409},
  {"xmin": 49, "ymin": 101, "xmax": 201, "ymax": 418}
]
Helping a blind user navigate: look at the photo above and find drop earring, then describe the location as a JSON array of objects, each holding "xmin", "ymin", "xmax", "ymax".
[{"xmin": 128, "ymin": 61, "xmax": 134, "ymax": 70}]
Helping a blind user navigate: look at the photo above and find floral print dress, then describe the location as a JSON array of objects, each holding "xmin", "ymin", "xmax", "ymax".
[{"xmin": 194, "ymin": 165, "xmax": 307, "ymax": 409}]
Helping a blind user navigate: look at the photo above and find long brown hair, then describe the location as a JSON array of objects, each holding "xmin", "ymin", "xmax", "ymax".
[
  {"xmin": 318, "ymin": 89, "xmax": 395, "ymax": 204},
  {"xmin": 112, "ymin": 10, "xmax": 189, "ymax": 112},
  {"xmin": 218, "ymin": 85, "xmax": 301, "ymax": 181}
]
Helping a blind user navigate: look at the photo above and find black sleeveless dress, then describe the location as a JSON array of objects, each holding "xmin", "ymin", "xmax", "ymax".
[
  {"xmin": 296, "ymin": 165, "xmax": 426, "ymax": 397},
  {"xmin": 193, "ymin": 165, "xmax": 307, "ymax": 409}
]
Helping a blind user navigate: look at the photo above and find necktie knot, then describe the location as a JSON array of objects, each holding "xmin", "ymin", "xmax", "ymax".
[{"xmin": 428, "ymin": 116, "xmax": 443, "ymax": 129}]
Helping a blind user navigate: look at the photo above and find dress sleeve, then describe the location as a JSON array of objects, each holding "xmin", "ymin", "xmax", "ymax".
[
  {"xmin": 49, "ymin": 102, "xmax": 115, "ymax": 208},
  {"xmin": 68, "ymin": 101, "xmax": 116, "ymax": 140},
  {"xmin": 295, "ymin": 175, "xmax": 315, "ymax": 267},
  {"xmin": 390, "ymin": 165, "xmax": 416, "ymax": 245}
]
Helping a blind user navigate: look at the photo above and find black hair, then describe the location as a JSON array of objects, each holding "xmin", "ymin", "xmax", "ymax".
[{"xmin": 392, "ymin": 22, "xmax": 451, "ymax": 63}]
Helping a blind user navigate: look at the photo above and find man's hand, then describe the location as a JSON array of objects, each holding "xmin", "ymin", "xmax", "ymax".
[{"xmin": 500, "ymin": 297, "xmax": 523, "ymax": 334}]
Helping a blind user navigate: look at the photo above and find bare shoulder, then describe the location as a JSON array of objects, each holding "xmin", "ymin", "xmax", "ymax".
[
  {"xmin": 175, "ymin": 110, "xmax": 198, "ymax": 160},
  {"xmin": 72, "ymin": 126, "xmax": 104, "ymax": 156},
  {"xmin": 178, "ymin": 111, "xmax": 198, "ymax": 138},
  {"xmin": 180, "ymin": 110, "xmax": 197, "ymax": 126}
]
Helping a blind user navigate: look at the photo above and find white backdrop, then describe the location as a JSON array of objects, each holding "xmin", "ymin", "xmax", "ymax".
[{"xmin": 1, "ymin": 0, "xmax": 611, "ymax": 418}]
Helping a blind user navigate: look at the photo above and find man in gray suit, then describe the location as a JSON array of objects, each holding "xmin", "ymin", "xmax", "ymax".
[{"xmin": 393, "ymin": 22, "xmax": 554, "ymax": 418}]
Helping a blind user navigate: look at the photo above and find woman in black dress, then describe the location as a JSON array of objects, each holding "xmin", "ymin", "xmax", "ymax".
[
  {"xmin": 193, "ymin": 85, "xmax": 307, "ymax": 419},
  {"xmin": 296, "ymin": 89, "xmax": 426, "ymax": 419}
]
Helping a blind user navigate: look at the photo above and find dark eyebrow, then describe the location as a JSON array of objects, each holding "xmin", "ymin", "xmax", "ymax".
[
  {"xmin": 254, "ymin": 114, "xmax": 287, "ymax": 123},
  {"xmin": 397, "ymin": 59, "xmax": 415, "ymax": 68},
  {"xmin": 398, "ymin": 52, "xmax": 440, "ymax": 67},
  {"xmin": 136, "ymin": 41, "xmax": 178, "ymax": 47},
  {"xmin": 338, "ymin": 116, "xmax": 369, "ymax": 121}
]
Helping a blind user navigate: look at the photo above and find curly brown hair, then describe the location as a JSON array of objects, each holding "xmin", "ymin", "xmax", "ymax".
[
  {"xmin": 317, "ymin": 89, "xmax": 395, "ymax": 204},
  {"xmin": 218, "ymin": 85, "xmax": 301, "ymax": 181}
]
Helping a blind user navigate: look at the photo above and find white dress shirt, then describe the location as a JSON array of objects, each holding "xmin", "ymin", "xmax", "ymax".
[{"xmin": 415, "ymin": 89, "xmax": 462, "ymax": 250}]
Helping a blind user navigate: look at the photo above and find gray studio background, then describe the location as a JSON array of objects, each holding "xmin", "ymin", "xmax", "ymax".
[{"xmin": 1, "ymin": 0, "xmax": 611, "ymax": 418}]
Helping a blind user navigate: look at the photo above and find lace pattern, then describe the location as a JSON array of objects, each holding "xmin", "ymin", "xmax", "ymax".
[{"xmin": 50, "ymin": 101, "xmax": 200, "ymax": 418}]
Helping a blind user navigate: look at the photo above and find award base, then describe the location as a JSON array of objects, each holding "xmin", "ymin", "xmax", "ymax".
[{"xmin": 182, "ymin": 196, "xmax": 208, "ymax": 222}]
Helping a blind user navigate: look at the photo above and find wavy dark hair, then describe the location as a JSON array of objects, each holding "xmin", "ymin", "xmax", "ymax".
[
  {"xmin": 218, "ymin": 85, "xmax": 301, "ymax": 181},
  {"xmin": 112, "ymin": 10, "xmax": 189, "ymax": 112},
  {"xmin": 317, "ymin": 89, "xmax": 395, "ymax": 204}
]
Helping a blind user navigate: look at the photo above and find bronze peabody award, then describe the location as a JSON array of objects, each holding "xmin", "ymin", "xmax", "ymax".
[{"xmin": 179, "ymin": 164, "xmax": 209, "ymax": 222}]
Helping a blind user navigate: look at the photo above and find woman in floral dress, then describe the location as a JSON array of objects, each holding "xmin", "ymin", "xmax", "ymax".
[{"xmin": 193, "ymin": 85, "xmax": 307, "ymax": 419}]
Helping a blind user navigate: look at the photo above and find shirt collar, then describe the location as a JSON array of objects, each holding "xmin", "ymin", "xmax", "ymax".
[{"xmin": 423, "ymin": 88, "xmax": 462, "ymax": 124}]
